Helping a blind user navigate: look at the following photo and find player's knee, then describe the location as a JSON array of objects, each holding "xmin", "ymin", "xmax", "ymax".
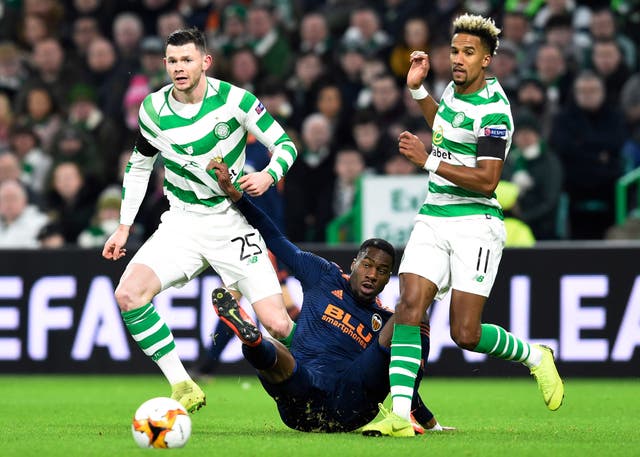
[
  {"xmin": 114, "ymin": 282, "xmax": 148, "ymax": 312},
  {"xmin": 261, "ymin": 318, "xmax": 291, "ymax": 340},
  {"xmin": 394, "ymin": 301, "xmax": 425, "ymax": 325},
  {"xmin": 451, "ymin": 327, "xmax": 480, "ymax": 350}
]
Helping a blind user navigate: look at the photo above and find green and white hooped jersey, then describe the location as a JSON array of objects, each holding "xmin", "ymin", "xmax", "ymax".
[
  {"xmin": 420, "ymin": 77, "xmax": 513, "ymax": 221},
  {"xmin": 135, "ymin": 77, "xmax": 297, "ymax": 214}
]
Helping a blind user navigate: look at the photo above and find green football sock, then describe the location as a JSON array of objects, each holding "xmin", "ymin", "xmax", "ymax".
[
  {"xmin": 473, "ymin": 323, "xmax": 531, "ymax": 362},
  {"xmin": 277, "ymin": 322, "xmax": 297, "ymax": 349},
  {"xmin": 122, "ymin": 303, "xmax": 176, "ymax": 362},
  {"xmin": 389, "ymin": 324, "xmax": 421, "ymax": 419}
]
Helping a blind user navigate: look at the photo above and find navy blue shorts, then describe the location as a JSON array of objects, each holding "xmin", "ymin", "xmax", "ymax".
[{"xmin": 259, "ymin": 342, "xmax": 391, "ymax": 432}]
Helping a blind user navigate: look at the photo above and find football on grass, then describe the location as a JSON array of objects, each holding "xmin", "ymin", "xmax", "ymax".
[{"xmin": 131, "ymin": 397, "xmax": 191, "ymax": 448}]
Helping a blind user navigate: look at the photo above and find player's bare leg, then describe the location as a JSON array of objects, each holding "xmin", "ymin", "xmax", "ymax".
[
  {"xmin": 451, "ymin": 290, "xmax": 564, "ymax": 410},
  {"xmin": 117, "ymin": 263, "xmax": 205, "ymax": 412}
]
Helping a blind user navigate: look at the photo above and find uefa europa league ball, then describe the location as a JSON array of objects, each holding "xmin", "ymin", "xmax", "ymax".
[{"xmin": 131, "ymin": 397, "xmax": 191, "ymax": 448}]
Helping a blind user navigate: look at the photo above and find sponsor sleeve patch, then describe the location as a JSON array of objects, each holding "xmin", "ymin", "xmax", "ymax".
[
  {"xmin": 483, "ymin": 126, "xmax": 507, "ymax": 138},
  {"xmin": 255, "ymin": 101, "xmax": 265, "ymax": 114}
]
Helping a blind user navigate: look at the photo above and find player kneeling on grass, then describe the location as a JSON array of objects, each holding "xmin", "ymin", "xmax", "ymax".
[{"xmin": 208, "ymin": 160, "xmax": 453, "ymax": 434}]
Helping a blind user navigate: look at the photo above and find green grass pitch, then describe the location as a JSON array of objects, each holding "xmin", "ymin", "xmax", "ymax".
[{"xmin": 1, "ymin": 375, "xmax": 638, "ymax": 456}]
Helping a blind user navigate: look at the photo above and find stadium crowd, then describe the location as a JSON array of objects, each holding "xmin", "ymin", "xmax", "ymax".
[{"xmin": 0, "ymin": 0, "xmax": 639, "ymax": 248}]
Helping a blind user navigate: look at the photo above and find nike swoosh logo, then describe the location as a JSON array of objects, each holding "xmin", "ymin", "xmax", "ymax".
[
  {"xmin": 228, "ymin": 308, "xmax": 243, "ymax": 324},
  {"xmin": 392, "ymin": 424, "xmax": 410, "ymax": 432}
]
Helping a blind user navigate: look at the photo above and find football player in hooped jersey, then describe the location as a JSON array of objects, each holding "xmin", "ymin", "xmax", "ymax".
[
  {"xmin": 208, "ymin": 160, "xmax": 450, "ymax": 434},
  {"xmin": 363, "ymin": 14, "xmax": 564, "ymax": 437},
  {"xmin": 101, "ymin": 28, "xmax": 298, "ymax": 413}
]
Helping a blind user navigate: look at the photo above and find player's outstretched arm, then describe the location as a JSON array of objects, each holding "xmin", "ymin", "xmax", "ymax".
[
  {"xmin": 209, "ymin": 160, "xmax": 294, "ymax": 260},
  {"xmin": 209, "ymin": 160, "xmax": 326, "ymax": 283}
]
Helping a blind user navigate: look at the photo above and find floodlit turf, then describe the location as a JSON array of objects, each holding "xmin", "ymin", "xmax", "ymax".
[{"xmin": 1, "ymin": 375, "xmax": 638, "ymax": 456}]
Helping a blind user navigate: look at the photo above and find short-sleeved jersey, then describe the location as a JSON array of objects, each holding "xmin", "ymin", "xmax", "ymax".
[
  {"xmin": 420, "ymin": 77, "xmax": 513, "ymax": 220},
  {"xmin": 137, "ymin": 77, "xmax": 297, "ymax": 214},
  {"xmin": 233, "ymin": 196, "xmax": 393, "ymax": 391}
]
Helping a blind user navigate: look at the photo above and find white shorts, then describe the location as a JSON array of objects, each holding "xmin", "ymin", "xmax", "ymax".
[
  {"xmin": 399, "ymin": 215, "xmax": 506, "ymax": 300},
  {"xmin": 129, "ymin": 206, "xmax": 281, "ymax": 304}
]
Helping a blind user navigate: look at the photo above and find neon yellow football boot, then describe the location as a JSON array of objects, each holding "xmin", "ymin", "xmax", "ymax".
[
  {"xmin": 530, "ymin": 344, "xmax": 564, "ymax": 411},
  {"xmin": 171, "ymin": 379, "xmax": 206, "ymax": 413},
  {"xmin": 361, "ymin": 404, "xmax": 415, "ymax": 437}
]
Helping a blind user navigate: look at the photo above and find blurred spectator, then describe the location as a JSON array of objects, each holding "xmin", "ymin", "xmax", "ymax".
[
  {"xmin": 589, "ymin": 39, "xmax": 631, "ymax": 105},
  {"xmin": 0, "ymin": 42, "xmax": 27, "ymax": 101},
  {"xmin": 355, "ymin": 57, "xmax": 387, "ymax": 109},
  {"xmin": 494, "ymin": 180, "xmax": 536, "ymax": 247},
  {"xmin": 0, "ymin": 0, "xmax": 21, "ymax": 42},
  {"xmin": 368, "ymin": 73, "xmax": 405, "ymax": 134},
  {"xmin": 423, "ymin": 0, "xmax": 464, "ymax": 39},
  {"xmin": 49, "ymin": 123, "xmax": 103, "ymax": 188},
  {"xmin": 112, "ymin": 12, "xmax": 145, "ymax": 70},
  {"xmin": 286, "ymin": 51, "xmax": 325, "ymax": 126},
  {"xmin": 157, "ymin": 10, "xmax": 186, "ymax": 41},
  {"xmin": 488, "ymin": 40, "xmax": 520, "ymax": 100},
  {"xmin": 549, "ymin": 71, "xmax": 627, "ymax": 239},
  {"xmin": 136, "ymin": 36, "xmax": 169, "ymax": 91},
  {"xmin": 379, "ymin": 0, "xmax": 424, "ymax": 41},
  {"xmin": 512, "ymin": 77, "xmax": 556, "ymax": 138},
  {"xmin": 67, "ymin": 83, "xmax": 124, "ymax": 184},
  {"xmin": 383, "ymin": 151, "xmax": 416, "ymax": 175},
  {"xmin": 69, "ymin": 15, "xmax": 102, "ymax": 69},
  {"xmin": 394, "ymin": 87, "xmax": 426, "ymax": 135},
  {"xmin": 324, "ymin": 147, "xmax": 366, "ymax": 243},
  {"xmin": 388, "ymin": 16, "xmax": 430, "ymax": 81},
  {"xmin": 257, "ymin": 77, "xmax": 293, "ymax": 128},
  {"xmin": 0, "ymin": 149, "xmax": 41, "ymax": 207},
  {"xmin": 18, "ymin": 14, "xmax": 54, "ymax": 52},
  {"xmin": 44, "ymin": 161, "xmax": 98, "ymax": 244},
  {"xmin": 586, "ymin": 7, "xmax": 636, "ymax": 72},
  {"xmin": 247, "ymin": 4, "xmax": 292, "ymax": 80},
  {"xmin": 298, "ymin": 11, "xmax": 332, "ymax": 63},
  {"xmin": 8, "ymin": 124, "xmax": 52, "ymax": 195},
  {"xmin": 540, "ymin": 13, "xmax": 584, "ymax": 71},
  {"xmin": 532, "ymin": 43, "xmax": 574, "ymax": 108},
  {"xmin": 341, "ymin": 5, "xmax": 391, "ymax": 59},
  {"xmin": 531, "ymin": 0, "xmax": 591, "ymax": 44},
  {"xmin": 18, "ymin": 0, "xmax": 64, "ymax": 48},
  {"xmin": 18, "ymin": 37, "xmax": 84, "ymax": 113},
  {"xmin": 78, "ymin": 185, "xmax": 126, "ymax": 248},
  {"xmin": 22, "ymin": 0, "xmax": 64, "ymax": 29},
  {"xmin": 335, "ymin": 43, "xmax": 366, "ymax": 110},
  {"xmin": 0, "ymin": 91, "xmax": 13, "ymax": 150},
  {"xmin": 351, "ymin": 109, "xmax": 395, "ymax": 173},
  {"xmin": 122, "ymin": 75, "xmax": 151, "ymax": 141},
  {"xmin": 17, "ymin": 84, "xmax": 63, "ymax": 154},
  {"xmin": 37, "ymin": 221, "xmax": 66, "ymax": 248},
  {"xmin": 85, "ymin": 37, "xmax": 132, "ymax": 118},
  {"xmin": 68, "ymin": 0, "xmax": 118, "ymax": 36},
  {"xmin": 503, "ymin": 112, "xmax": 563, "ymax": 240},
  {"xmin": 329, "ymin": 147, "xmax": 365, "ymax": 218},
  {"xmin": 227, "ymin": 47, "xmax": 261, "ymax": 92},
  {"xmin": 284, "ymin": 113, "xmax": 335, "ymax": 242},
  {"xmin": 314, "ymin": 81, "xmax": 352, "ymax": 147},
  {"xmin": 500, "ymin": 11, "xmax": 536, "ymax": 68},
  {"xmin": 133, "ymin": 0, "xmax": 178, "ymax": 36},
  {"xmin": 208, "ymin": 3, "xmax": 249, "ymax": 60},
  {"xmin": 268, "ymin": 0, "xmax": 297, "ymax": 33},
  {"xmin": 424, "ymin": 40, "xmax": 451, "ymax": 100},
  {"xmin": 620, "ymin": 73, "xmax": 640, "ymax": 171},
  {"xmin": 0, "ymin": 179, "xmax": 47, "ymax": 248}
]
